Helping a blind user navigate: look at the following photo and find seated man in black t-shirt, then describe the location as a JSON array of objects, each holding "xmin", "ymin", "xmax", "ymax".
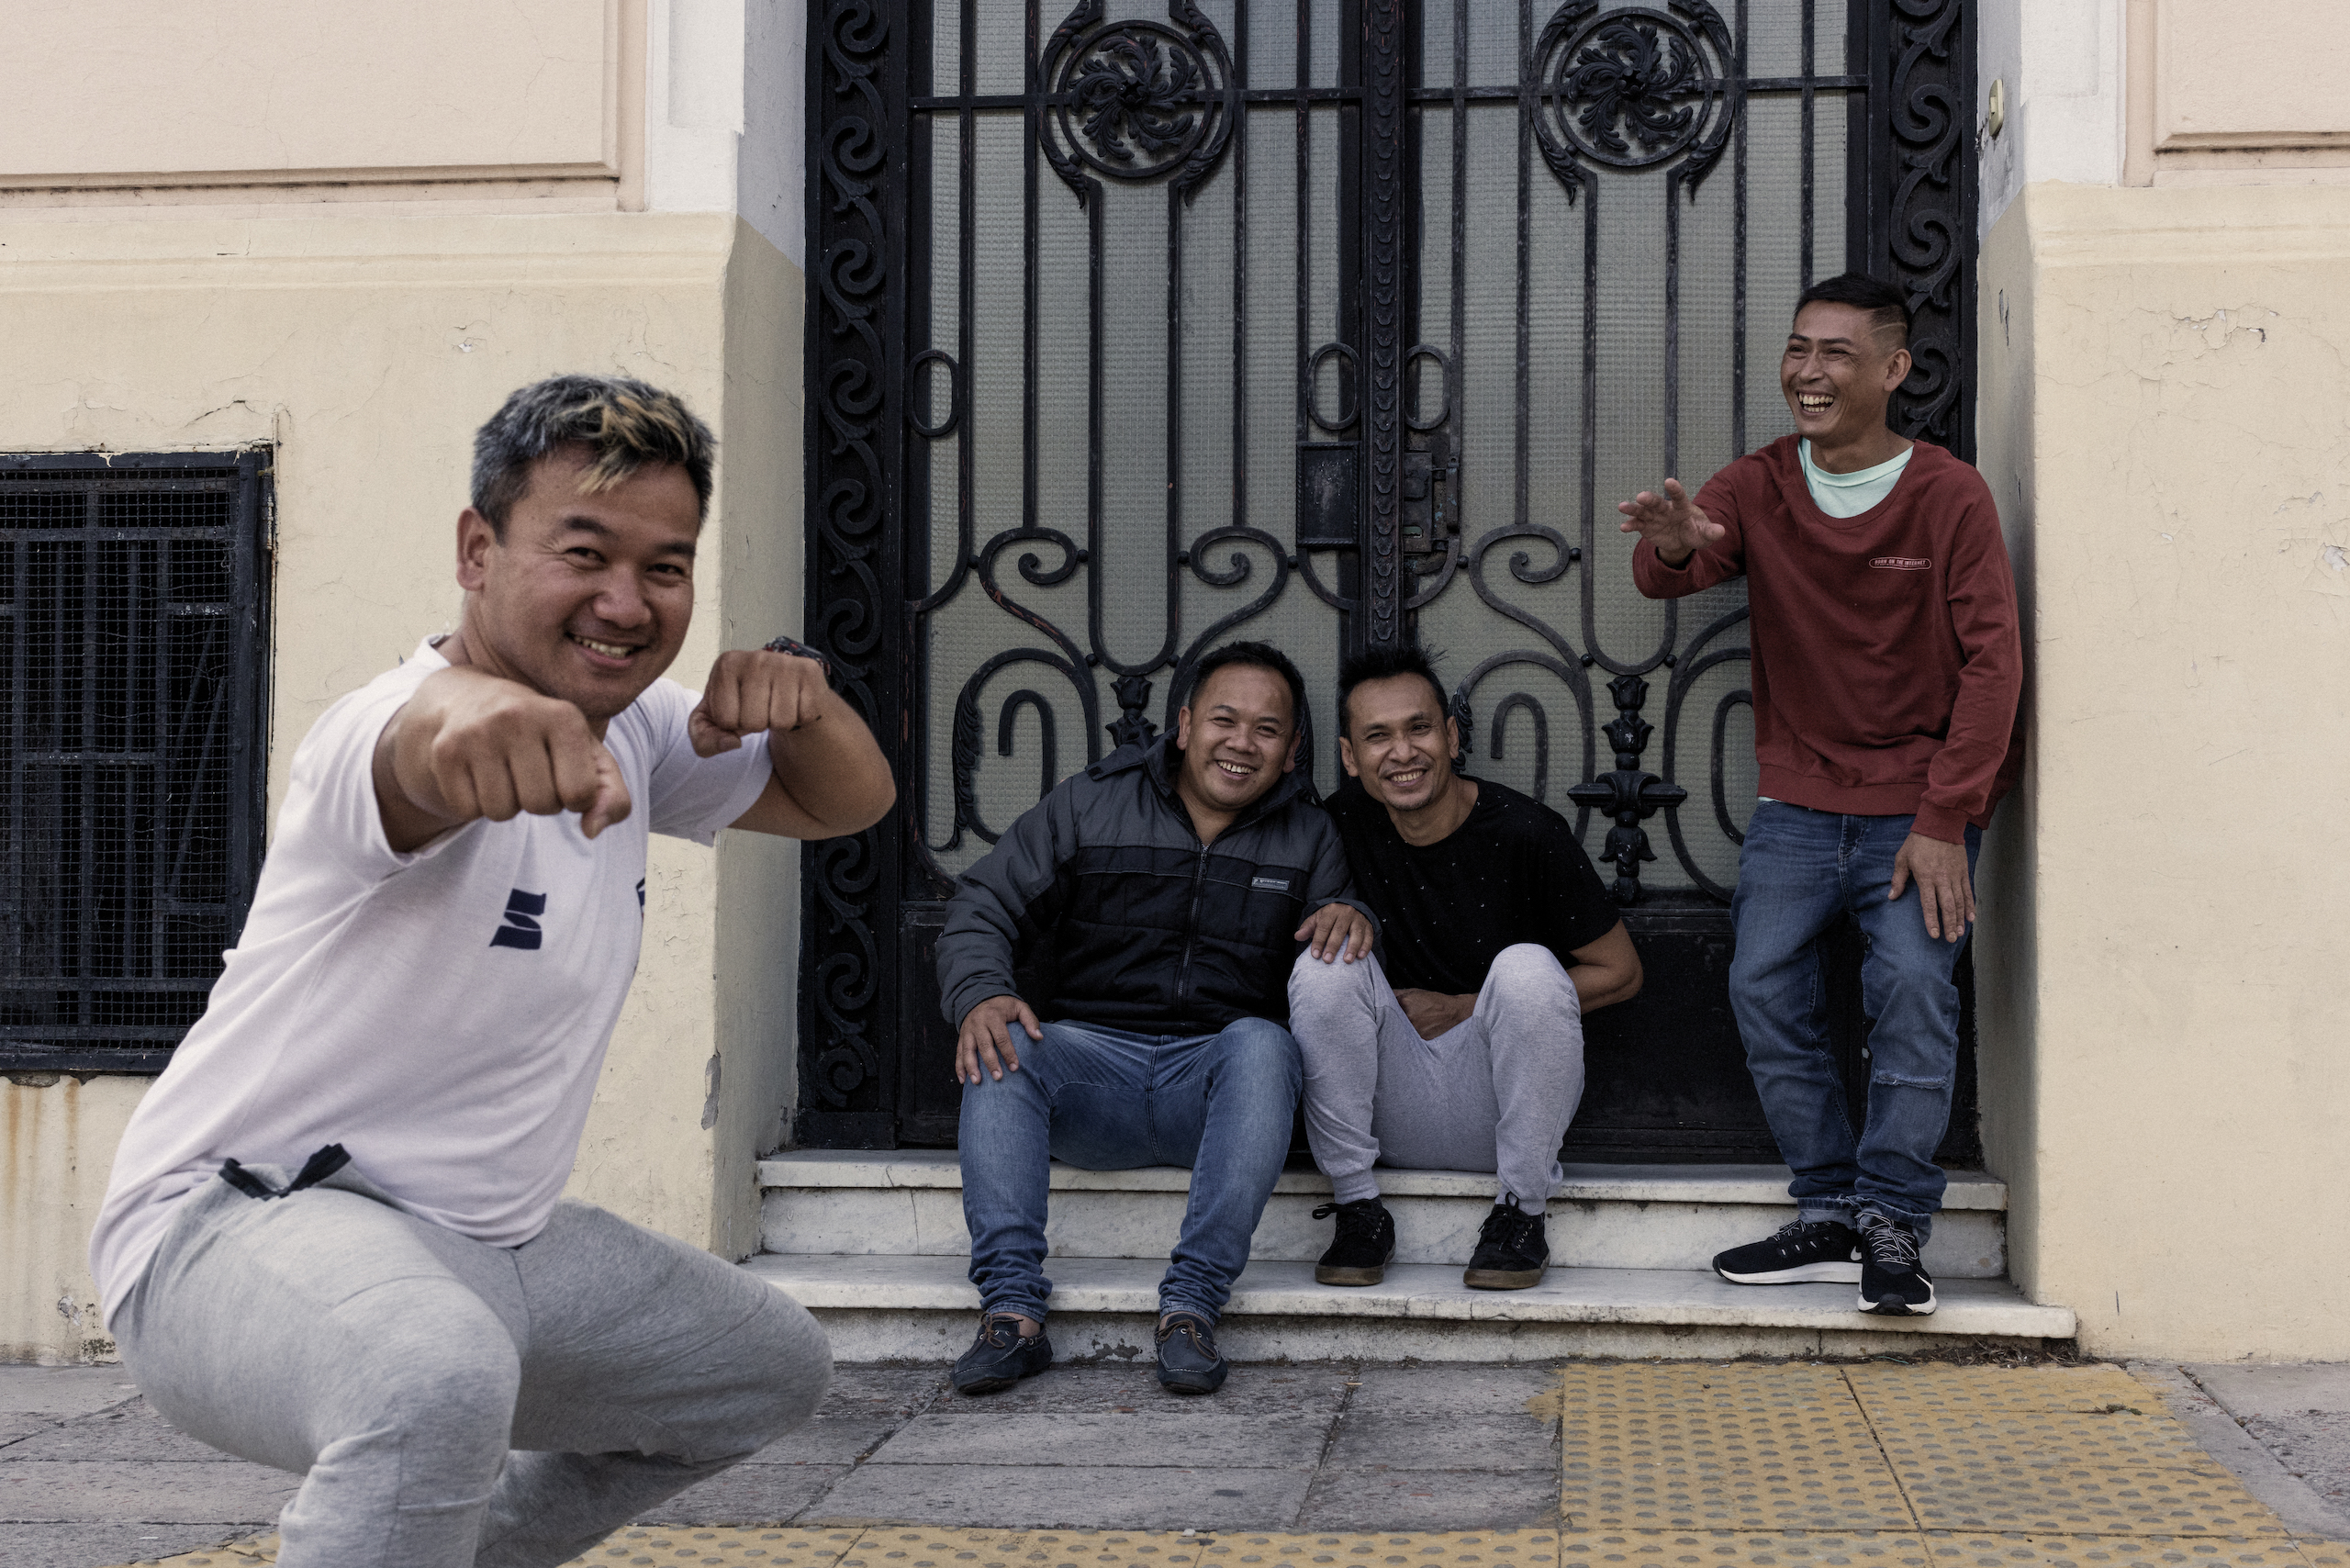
[{"xmin": 1289, "ymin": 646, "xmax": 1643, "ymax": 1290}]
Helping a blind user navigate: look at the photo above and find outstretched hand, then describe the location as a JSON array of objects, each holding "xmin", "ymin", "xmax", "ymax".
[{"xmin": 1616, "ymin": 478, "xmax": 1726, "ymax": 564}]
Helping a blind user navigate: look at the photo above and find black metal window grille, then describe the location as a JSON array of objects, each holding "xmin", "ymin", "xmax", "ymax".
[{"xmin": 0, "ymin": 453, "xmax": 271, "ymax": 1074}]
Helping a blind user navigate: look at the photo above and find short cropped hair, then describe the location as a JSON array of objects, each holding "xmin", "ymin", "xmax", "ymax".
[
  {"xmin": 1794, "ymin": 273, "xmax": 1909, "ymax": 352},
  {"xmin": 1190, "ymin": 641, "xmax": 1307, "ymax": 734},
  {"xmin": 471, "ymin": 375, "xmax": 716, "ymax": 538},
  {"xmin": 1337, "ymin": 644, "xmax": 1448, "ymax": 736}
]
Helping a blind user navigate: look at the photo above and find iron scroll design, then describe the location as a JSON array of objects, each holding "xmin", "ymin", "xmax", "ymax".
[
  {"xmin": 799, "ymin": 0, "xmax": 901, "ymax": 1122},
  {"xmin": 1038, "ymin": 1, "xmax": 1238, "ymax": 204},
  {"xmin": 1878, "ymin": 0, "xmax": 1975, "ymax": 456}
]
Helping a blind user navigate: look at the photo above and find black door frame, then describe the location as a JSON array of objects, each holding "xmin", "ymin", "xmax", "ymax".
[{"xmin": 795, "ymin": 0, "xmax": 1978, "ymax": 1151}]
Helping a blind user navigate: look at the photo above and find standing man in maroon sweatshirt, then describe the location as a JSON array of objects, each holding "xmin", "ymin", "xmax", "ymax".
[{"xmin": 1620, "ymin": 274, "xmax": 2022, "ymax": 1317}]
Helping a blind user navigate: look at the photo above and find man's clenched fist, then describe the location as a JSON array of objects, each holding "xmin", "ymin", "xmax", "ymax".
[{"xmin": 690, "ymin": 648, "xmax": 833, "ymax": 756}]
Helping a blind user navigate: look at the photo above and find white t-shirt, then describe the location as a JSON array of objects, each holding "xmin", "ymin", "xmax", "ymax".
[{"xmin": 89, "ymin": 638, "xmax": 775, "ymax": 1323}]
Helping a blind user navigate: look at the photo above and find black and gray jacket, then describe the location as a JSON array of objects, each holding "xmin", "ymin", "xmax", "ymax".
[{"xmin": 937, "ymin": 735, "xmax": 1378, "ymax": 1035}]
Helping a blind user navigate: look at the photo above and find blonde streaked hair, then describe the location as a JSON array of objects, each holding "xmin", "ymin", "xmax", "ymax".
[{"xmin": 470, "ymin": 375, "xmax": 716, "ymax": 536}]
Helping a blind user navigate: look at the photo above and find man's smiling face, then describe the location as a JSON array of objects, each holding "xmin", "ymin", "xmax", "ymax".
[
  {"xmin": 454, "ymin": 447, "xmax": 700, "ymax": 727},
  {"xmin": 1174, "ymin": 664, "xmax": 1299, "ymax": 817},
  {"xmin": 1339, "ymin": 672, "xmax": 1458, "ymax": 814},
  {"xmin": 1781, "ymin": 300, "xmax": 1909, "ymax": 450}
]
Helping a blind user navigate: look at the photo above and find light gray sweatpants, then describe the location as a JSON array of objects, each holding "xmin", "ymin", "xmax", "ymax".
[
  {"xmin": 114, "ymin": 1161, "xmax": 830, "ymax": 1568},
  {"xmin": 1287, "ymin": 944, "xmax": 1586, "ymax": 1213}
]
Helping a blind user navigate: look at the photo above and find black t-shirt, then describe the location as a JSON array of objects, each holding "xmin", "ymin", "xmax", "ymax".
[{"xmin": 1325, "ymin": 777, "xmax": 1622, "ymax": 994}]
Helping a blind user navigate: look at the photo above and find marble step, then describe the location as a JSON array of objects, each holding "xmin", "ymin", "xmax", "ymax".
[
  {"xmin": 744, "ymin": 1252, "xmax": 2076, "ymax": 1363},
  {"xmin": 757, "ymin": 1149, "xmax": 2009, "ymax": 1279}
]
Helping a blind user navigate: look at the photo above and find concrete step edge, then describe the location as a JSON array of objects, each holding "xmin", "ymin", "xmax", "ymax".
[
  {"xmin": 745, "ymin": 1253, "xmax": 2076, "ymax": 1339},
  {"xmin": 757, "ymin": 1149, "xmax": 2009, "ymax": 1211}
]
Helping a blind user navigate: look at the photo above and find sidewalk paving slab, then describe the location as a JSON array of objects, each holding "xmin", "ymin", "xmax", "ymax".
[{"xmin": 11, "ymin": 1357, "xmax": 2347, "ymax": 1568}]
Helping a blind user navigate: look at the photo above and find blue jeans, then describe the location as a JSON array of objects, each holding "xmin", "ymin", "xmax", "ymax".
[
  {"xmin": 957, "ymin": 1016, "xmax": 1302, "ymax": 1326},
  {"xmin": 1729, "ymin": 804, "xmax": 1982, "ymax": 1241}
]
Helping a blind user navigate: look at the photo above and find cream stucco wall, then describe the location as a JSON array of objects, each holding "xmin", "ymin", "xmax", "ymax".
[
  {"xmin": 1979, "ymin": 182, "xmax": 2350, "ymax": 1360},
  {"xmin": 0, "ymin": 211, "xmax": 805, "ymax": 1361}
]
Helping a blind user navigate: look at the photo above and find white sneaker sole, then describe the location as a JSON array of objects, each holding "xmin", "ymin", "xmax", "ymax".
[
  {"xmin": 1858, "ymin": 1283, "xmax": 1938, "ymax": 1316},
  {"xmin": 1716, "ymin": 1260, "xmax": 1863, "ymax": 1285}
]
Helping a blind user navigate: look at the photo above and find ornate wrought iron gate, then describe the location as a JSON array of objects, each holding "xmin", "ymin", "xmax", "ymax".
[{"xmin": 800, "ymin": 0, "xmax": 1978, "ymax": 1157}]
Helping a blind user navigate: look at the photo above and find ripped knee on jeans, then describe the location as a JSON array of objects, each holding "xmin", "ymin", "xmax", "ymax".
[{"xmin": 1869, "ymin": 1069, "xmax": 1950, "ymax": 1091}]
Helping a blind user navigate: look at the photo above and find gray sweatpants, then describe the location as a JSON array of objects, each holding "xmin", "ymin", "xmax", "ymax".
[
  {"xmin": 114, "ymin": 1162, "xmax": 830, "ymax": 1568},
  {"xmin": 1286, "ymin": 944, "xmax": 1586, "ymax": 1213}
]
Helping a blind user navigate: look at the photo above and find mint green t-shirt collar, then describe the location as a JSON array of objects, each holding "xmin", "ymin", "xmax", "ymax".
[{"xmin": 1798, "ymin": 438, "xmax": 1913, "ymax": 519}]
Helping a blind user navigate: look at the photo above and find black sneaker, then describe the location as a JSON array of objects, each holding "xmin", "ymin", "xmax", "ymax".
[
  {"xmin": 1155, "ymin": 1309, "xmax": 1228, "ymax": 1394},
  {"xmin": 950, "ymin": 1312, "xmax": 1052, "ymax": 1394},
  {"xmin": 1713, "ymin": 1219, "xmax": 1863, "ymax": 1284},
  {"xmin": 1312, "ymin": 1198, "xmax": 1396, "ymax": 1286},
  {"xmin": 1857, "ymin": 1213, "xmax": 1936, "ymax": 1316},
  {"xmin": 1463, "ymin": 1201, "xmax": 1549, "ymax": 1290}
]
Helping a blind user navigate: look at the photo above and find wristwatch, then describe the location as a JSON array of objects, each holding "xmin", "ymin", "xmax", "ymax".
[{"xmin": 764, "ymin": 634, "xmax": 840, "ymax": 689}]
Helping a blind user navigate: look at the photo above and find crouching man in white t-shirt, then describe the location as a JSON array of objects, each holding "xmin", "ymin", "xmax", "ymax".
[{"xmin": 86, "ymin": 375, "xmax": 896, "ymax": 1568}]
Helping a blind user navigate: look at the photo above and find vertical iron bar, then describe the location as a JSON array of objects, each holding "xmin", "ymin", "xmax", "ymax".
[
  {"xmin": 151, "ymin": 538, "xmax": 168, "ymax": 981},
  {"xmin": 1800, "ymin": 0, "xmax": 1816, "ymax": 286},
  {"xmin": 1231, "ymin": 0, "xmax": 1249, "ymax": 535},
  {"xmin": 1732, "ymin": 0, "xmax": 1748, "ymax": 460},
  {"xmin": 1515, "ymin": 0, "xmax": 1531, "ymax": 531},
  {"xmin": 1165, "ymin": 183, "xmax": 1183, "ymax": 670},
  {"xmin": 1361, "ymin": 0, "xmax": 1405, "ymax": 645},
  {"xmin": 1024, "ymin": 0, "xmax": 1041, "ymax": 530},
  {"xmin": 10, "ymin": 535, "xmax": 24, "ymax": 1029},
  {"xmin": 1294, "ymin": 0, "xmax": 1311, "ymax": 457},
  {"xmin": 1663, "ymin": 186, "xmax": 1681, "ymax": 481},
  {"xmin": 77, "ymin": 490, "xmax": 95, "ymax": 1026},
  {"xmin": 1450, "ymin": 0, "xmax": 1466, "ymax": 488}
]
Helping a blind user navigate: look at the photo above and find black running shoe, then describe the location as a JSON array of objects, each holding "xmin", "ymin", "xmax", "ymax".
[
  {"xmin": 950, "ymin": 1312, "xmax": 1053, "ymax": 1394},
  {"xmin": 1312, "ymin": 1197, "xmax": 1396, "ymax": 1286},
  {"xmin": 1857, "ymin": 1213, "xmax": 1936, "ymax": 1316},
  {"xmin": 1155, "ymin": 1309, "xmax": 1228, "ymax": 1394},
  {"xmin": 1712, "ymin": 1219, "xmax": 1863, "ymax": 1284},
  {"xmin": 1463, "ymin": 1201, "xmax": 1549, "ymax": 1290}
]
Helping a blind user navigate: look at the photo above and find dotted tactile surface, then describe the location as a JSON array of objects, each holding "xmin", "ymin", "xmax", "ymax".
[
  {"xmin": 1921, "ymin": 1536, "xmax": 2336, "ymax": 1568},
  {"xmin": 1560, "ymin": 1530, "xmax": 1934, "ymax": 1568},
  {"xmin": 1555, "ymin": 1366, "xmax": 1857, "ymax": 1412},
  {"xmin": 1898, "ymin": 1469, "xmax": 2288, "ymax": 1538},
  {"xmin": 1867, "ymin": 1412, "xmax": 2229, "ymax": 1474},
  {"xmin": 1841, "ymin": 1368, "xmax": 2151, "ymax": 1416}
]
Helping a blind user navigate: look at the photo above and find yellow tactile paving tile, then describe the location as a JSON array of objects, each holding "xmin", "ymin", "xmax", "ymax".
[
  {"xmin": 1561, "ymin": 1405, "xmax": 1892, "ymax": 1468},
  {"xmin": 833, "ymin": 1528, "xmax": 1035, "ymax": 1568},
  {"xmin": 1920, "ymin": 1534, "xmax": 2337, "ymax": 1568},
  {"xmin": 1898, "ymin": 1467, "xmax": 2289, "ymax": 1539},
  {"xmin": 586, "ymin": 1525, "xmax": 869, "ymax": 1565},
  {"xmin": 1842, "ymin": 1367, "xmax": 2151, "ymax": 1416},
  {"xmin": 994, "ymin": 1531, "xmax": 1561, "ymax": 1568},
  {"xmin": 1867, "ymin": 1410, "xmax": 2230, "ymax": 1474},
  {"xmin": 1556, "ymin": 1365, "xmax": 1860, "ymax": 1412},
  {"xmin": 1561, "ymin": 1464, "xmax": 1916, "ymax": 1533},
  {"xmin": 1559, "ymin": 1530, "xmax": 1934, "ymax": 1568}
]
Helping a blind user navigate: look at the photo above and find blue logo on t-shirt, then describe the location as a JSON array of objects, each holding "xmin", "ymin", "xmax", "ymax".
[{"xmin": 490, "ymin": 890, "xmax": 548, "ymax": 950}]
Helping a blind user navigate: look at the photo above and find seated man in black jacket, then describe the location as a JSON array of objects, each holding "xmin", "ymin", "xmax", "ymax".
[{"xmin": 938, "ymin": 642, "xmax": 1376, "ymax": 1397}]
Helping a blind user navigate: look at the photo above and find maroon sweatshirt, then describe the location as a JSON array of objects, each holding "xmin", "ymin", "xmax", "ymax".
[{"xmin": 1631, "ymin": 434, "xmax": 2023, "ymax": 843}]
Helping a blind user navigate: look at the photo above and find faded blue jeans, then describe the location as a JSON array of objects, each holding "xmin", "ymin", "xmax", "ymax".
[
  {"xmin": 957, "ymin": 1016, "xmax": 1302, "ymax": 1327},
  {"xmin": 1729, "ymin": 803, "xmax": 1982, "ymax": 1242}
]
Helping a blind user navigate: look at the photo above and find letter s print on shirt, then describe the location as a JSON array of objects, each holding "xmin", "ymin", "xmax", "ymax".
[{"xmin": 489, "ymin": 889, "xmax": 549, "ymax": 951}]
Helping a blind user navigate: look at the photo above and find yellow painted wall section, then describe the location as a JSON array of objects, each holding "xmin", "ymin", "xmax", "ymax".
[
  {"xmin": 1, "ymin": 1077, "xmax": 147, "ymax": 1362},
  {"xmin": 1969, "ymin": 199, "xmax": 2044, "ymax": 1316},
  {"xmin": 710, "ymin": 225, "xmax": 806, "ymax": 1262},
  {"xmin": 2001, "ymin": 182, "xmax": 2350, "ymax": 1359},
  {"xmin": 0, "ymin": 212, "xmax": 798, "ymax": 1355}
]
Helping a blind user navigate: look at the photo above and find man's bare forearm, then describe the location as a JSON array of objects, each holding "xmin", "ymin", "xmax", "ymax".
[{"xmin": 767, "ymin": 686, "xmax": 896, "ymax": 836}]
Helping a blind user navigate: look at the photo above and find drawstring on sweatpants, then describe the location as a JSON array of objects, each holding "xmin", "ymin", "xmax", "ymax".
[{"xmin": 220, "ymin": 1144, "xmax": 352, "ymax": 1201}]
